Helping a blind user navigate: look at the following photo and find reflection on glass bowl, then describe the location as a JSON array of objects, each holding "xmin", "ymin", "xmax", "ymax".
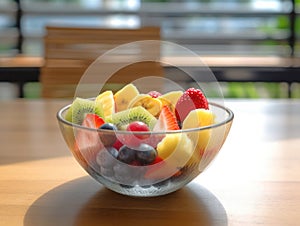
[{"xmin": 57, "ymin": 101, "xmax": 233, "ymax": 197}]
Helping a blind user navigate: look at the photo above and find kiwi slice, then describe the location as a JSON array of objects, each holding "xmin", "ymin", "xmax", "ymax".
[
  {"xmin": 108, "ymin": 106, "xmax": 157, "ymax": 130},
  {"xmin": 64, "ymin": 98, "xmax": 104, "ymax": 125}
]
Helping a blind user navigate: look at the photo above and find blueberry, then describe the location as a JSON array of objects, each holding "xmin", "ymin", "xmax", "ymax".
[
  {"xmin": 96, "ymin": 147, "xmax": 118, "ymax": 168},
  {"xmin": 135, "ymin": 143, "xmax": 157, "ymax": 165},
  {"xmin": 100, "ymin": 123, "xmax": 117, "ymax": 130},
  {"xmin": 117, "ymin": 145, "xmax": 136, "ymax": 164},
  {"xmin": 99, "ymin": 123, "xmax": 117, "ymax": 147}
]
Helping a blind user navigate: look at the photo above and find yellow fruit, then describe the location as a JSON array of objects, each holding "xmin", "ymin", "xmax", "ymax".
[
  {"xmin": 182, "ymin": 109, "xmax": 215, "ymax": 128},
  {"xmin": 157, "ymin": 134, "xmax": 181, "ymax": 159},
  {"xmin": 128, "ymin": 94, "xmax": 162, "ymax": 117},
  {"xmin": 182, "ymin": 109, "xmax": 215, "ymax": 153},
  {"xmin": 157, "ymin": 133, "xmax": 196, "ymax": 168},
  {"xmin": 114, "ymin": 84, "xmax": 139, "ymax": 112},
  {"xmin": 95, "ymin": 90, "xmax": 115, "ymax": 118},
  {"xmin": 159, "ymin": 91, "xmax": 183, "ymax": 107},
  {"xmin": 158, "ymin": 97, "xmax": 175, "ymax": 114}
]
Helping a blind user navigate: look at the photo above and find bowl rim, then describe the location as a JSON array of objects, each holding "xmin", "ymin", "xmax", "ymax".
[{"xmin": 57, "ymin": 101, "xmax": 234, "ymax": 135}]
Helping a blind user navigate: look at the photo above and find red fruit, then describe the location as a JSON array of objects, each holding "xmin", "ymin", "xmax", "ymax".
[
  {"xmin": 74, "ymin": 113, "xmax": 105, "ymax": 166},
  {"xmin": 82, "ymin": 113, "xmax": 105, "ymax": 128},
  {"xmin": 118, "ymin": 121, "xmax": 151, "ymax": 148},
  {"xmin": 175, "ymin": 88, "xmax": 209, "ymax": 122},
  {"xmin": 153, "ymin": 105, "xmax": 179, "ymax": 131},
  {"xmin": 112, "ymin": 139, "xmax": 123, "ymax": 150},
  {"xmin": 127, "ymin": 121, "xmax": 150, "ymax": 139},
  {"xmin": 147, "ymin": 91, "xmax": 162, "ymax": 98},
  {"xmin": 150, "ymin": 156, "xmax": 164, "ymax": 165}
]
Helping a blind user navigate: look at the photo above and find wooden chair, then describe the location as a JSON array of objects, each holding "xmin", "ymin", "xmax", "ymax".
[{"xmin": 40, "ymin": 26, "xmax": 163, "ymax": 98}]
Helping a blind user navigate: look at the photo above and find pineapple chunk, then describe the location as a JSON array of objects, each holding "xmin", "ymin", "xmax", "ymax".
[
  {"xmin": 95, "ymin": 90, "xmax": 115, "ymax": 118},
  {"xmin": 156, "ymin": 133, "xmax": 196, "ymax": 168},
  {"xmin": 182, "ymin": 109, "xmax": 215, "ymax": 153}
]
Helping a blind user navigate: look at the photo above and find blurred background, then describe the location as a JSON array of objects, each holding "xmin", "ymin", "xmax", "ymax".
[{"xmin": 0, "ymin": 0, "xmax": 300, "ymax": 99}]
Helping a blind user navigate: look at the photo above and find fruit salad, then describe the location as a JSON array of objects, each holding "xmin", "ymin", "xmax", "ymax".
[{"xmin": 64, "ymin": 84, "xmax": 216, "ymax": 187}]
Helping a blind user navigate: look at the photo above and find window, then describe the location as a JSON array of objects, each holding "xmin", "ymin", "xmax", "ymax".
[
  {"xmin": 0, "ymin": 0, "xmax": 298, "ymax": 57},
  {"xmin": 295, "ymin": 0, "xmax": 300, "ymax": 56},
  {"xmin": 0, "ymin": 0, "xmax": 18, "ymax": 56},
  {"xmin": 141, "ymin": 0, "xmax": 294, "ymax": 56},
  {"xmin": 21, "ymin": 0, "xmax": 140, "ymax": 55}
]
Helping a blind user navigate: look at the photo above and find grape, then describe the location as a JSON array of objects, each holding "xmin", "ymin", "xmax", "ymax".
[
  {"xmin": 117, "ymin": 145, "xmax": 136, "ymax": 164},
  {"xmin": 135, "ymin": 143, "xmax": 157, "ymax": 165},
  {"xmin": 126, "ymin": 121, "xmax": 150, "ymax": 140},
  {"xmin": 117, "ymin": 143, "xmax": 157, "ymax": 166},
  {"xmin": 99, "ymin": 123, "xmax": 117, "ymax": 147}
]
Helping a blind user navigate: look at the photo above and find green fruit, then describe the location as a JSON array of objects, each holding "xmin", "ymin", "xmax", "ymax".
[
  {"xmin": 107, "ymin": 106, "xmax": 157, "ymax": 130},
  {"xmin": 65, "ymin": 98, "xmax": 104, "ymax": 125}
]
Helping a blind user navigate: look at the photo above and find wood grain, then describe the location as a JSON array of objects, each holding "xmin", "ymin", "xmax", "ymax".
[
  {"xmin": 1, "ymin": 55, "xmax": 298, "ymax": 68},
  {"xmin": 40, "ymin": 26, "xmax": 163, "ymax": 98}
]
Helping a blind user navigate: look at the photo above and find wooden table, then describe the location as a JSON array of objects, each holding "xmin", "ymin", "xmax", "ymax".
[{"xmin": 0, "ymin": 99, "xmax": 300, "ymax": 226}]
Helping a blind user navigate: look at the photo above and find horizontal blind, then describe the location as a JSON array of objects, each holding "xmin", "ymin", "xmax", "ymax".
[
  {"xmin": 0, "ymin": 0, "xmax": 298, "ymax": 57},
  {"xmin": 141, "ymin": 1, "xmax": 294, "ymax": 56}
]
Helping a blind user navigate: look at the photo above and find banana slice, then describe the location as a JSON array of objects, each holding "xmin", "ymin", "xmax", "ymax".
[
  {"xmin": 114, "ymin": 84, "xmax": 140, "ymax": 112},
  {"xmin": 159, "ymin": 91, "xmax": 183, "ymax": 107},
  {"xmin": 128, "ymin": 94, "xmax": 162, "ymax": 117}
]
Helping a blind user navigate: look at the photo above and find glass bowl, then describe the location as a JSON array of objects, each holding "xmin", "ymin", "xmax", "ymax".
[{"xmin": 57, "ymin": 101, "xmax": 233, "ymax": 197}]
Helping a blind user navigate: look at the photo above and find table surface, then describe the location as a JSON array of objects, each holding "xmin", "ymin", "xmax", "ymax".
[
  {"xmin": 0, "ymin": 55, "xmax": 299, "ymax": 68},
  {"xmin": 1, "ymin": 98, "xmax": 300, "ymax": 226}
]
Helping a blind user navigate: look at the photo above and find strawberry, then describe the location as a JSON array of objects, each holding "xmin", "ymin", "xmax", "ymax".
[
  {"xmin": 147, "ymin": 91, "xmax": 162, "ymax": 98},
  {"xmin": 81, "ymin": 113, "xmax": 105, "ymax": 128},
  {"xmin": 175, "ymin": 88, "xmax": 209, "ymax": 123},
  {"xmin": 74, "ymin": 114, "xmax": 105, "ymax": 166},
  {"xmin": 153, "ymin": 105, "xmax": 179, "ymax": 131},
  {"xmin": 150, "ymin": 156, "xmax": 164, "ymax": 165}
]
